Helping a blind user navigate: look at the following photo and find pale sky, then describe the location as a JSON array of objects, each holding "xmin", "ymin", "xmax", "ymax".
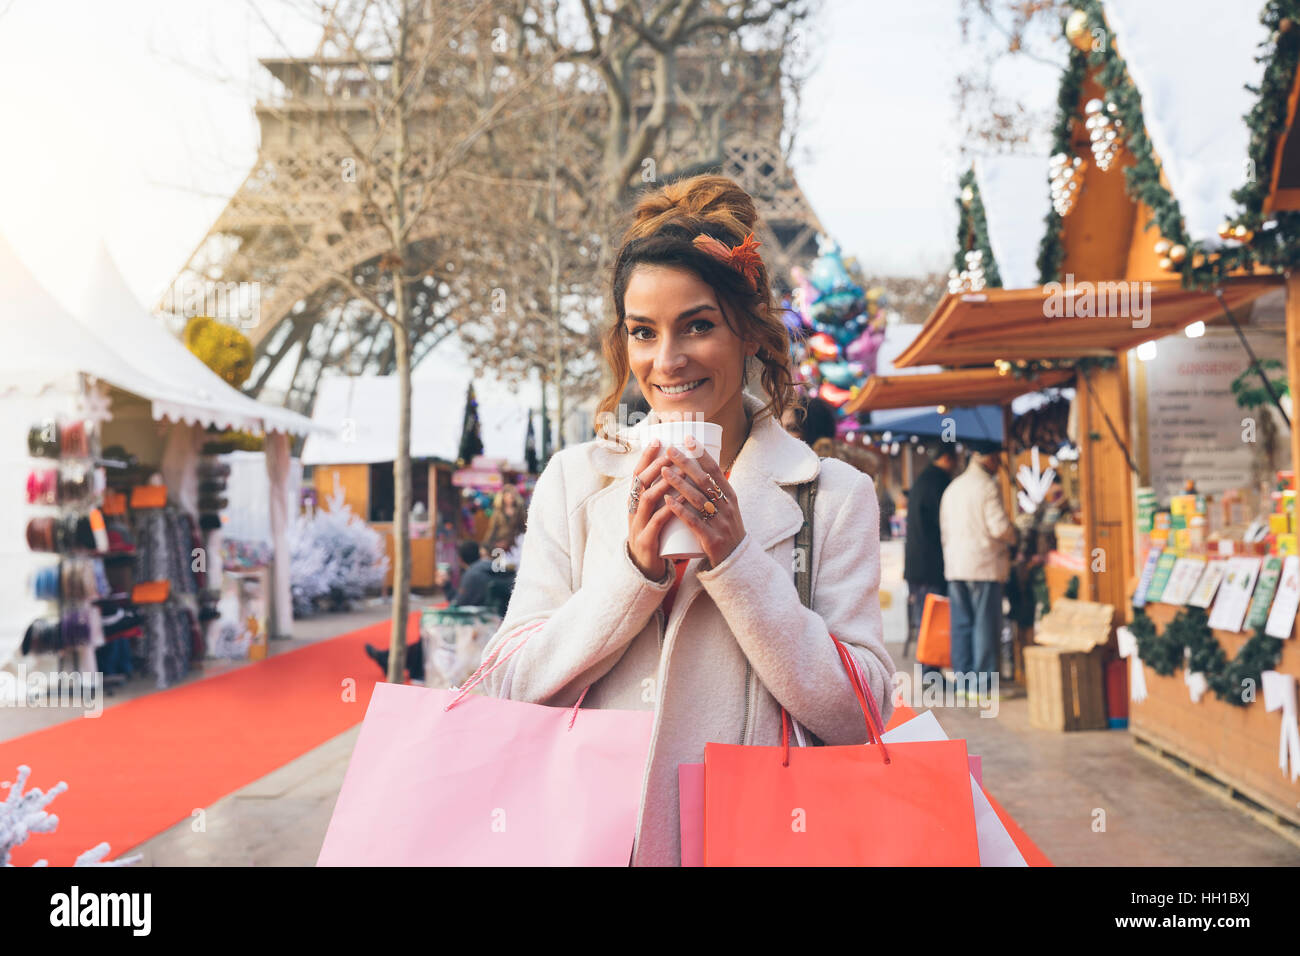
[{"xmin": 0, "ymin": 0, "xmax": 1063, "ymax": 394}]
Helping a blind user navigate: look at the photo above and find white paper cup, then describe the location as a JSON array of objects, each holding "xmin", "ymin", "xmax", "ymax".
[{"xmin": 641, "ymin": 420, "xmax": 724, "ymax": 560}]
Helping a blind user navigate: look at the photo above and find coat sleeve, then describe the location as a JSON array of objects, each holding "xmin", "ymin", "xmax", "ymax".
[
  {"xmin": 983, "ymin": 480, "xmax": 1018, "ymax": 546},
  {"xmin": 696, "ymin": 468, "xmax": 896, "ymax": 744},
  {"xmin": 478, "ymin": 452, "xmax": 673, "ymax": 706}
]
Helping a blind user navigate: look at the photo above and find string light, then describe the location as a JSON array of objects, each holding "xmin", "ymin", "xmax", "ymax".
[{"xmin": 1049, "ymin": 152, "xmax": 1086, "ymax": 216}]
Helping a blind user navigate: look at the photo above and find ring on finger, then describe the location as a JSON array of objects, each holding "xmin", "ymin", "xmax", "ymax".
[
  {"xmin": 705, "ymin": 476, "xmax": 727, "ymax": 503},
  {"xmin": 699, "ymin": 499, "xmax": 717, "ymax": 519}
]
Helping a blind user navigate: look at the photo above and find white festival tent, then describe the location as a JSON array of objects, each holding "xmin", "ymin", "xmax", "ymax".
[
  {"xmin": 303, "ymin": 374, "xmax": 534, "ymax": 472},
  {"xmin": 0, "ymin": 231, "xmax": 321, "ymax": 671}
]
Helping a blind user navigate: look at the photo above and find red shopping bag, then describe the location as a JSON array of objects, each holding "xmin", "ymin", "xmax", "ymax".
[
  {"xmin": 317, "ymin": 622, "xmax": 654, "ymax": 866},
  {"xmin": 703, "ymin": 638, "xmax": 979, "ymax": 866}
]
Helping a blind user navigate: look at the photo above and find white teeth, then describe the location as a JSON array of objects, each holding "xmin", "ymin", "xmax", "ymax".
[{"xmin": 660, "ymin": 380, "xmax": 703, "ymax": 395}]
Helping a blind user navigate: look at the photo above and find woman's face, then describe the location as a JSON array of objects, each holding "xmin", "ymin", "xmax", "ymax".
[{"xmin": 622, "ymin": 265, "xmax": 756, "ymax": 423}]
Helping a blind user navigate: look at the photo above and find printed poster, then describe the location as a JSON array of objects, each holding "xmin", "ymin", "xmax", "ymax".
[
  {"xmin": 1265, "ymin": 555, "xmax": 1300, "ymax": 639},
  {"xmin": 1159, "ymin": 557, "xmax": 1206, "ymax": 607},
  {"xmin": 1143, "ymin": 551, "xmax": 1179, "ymax": 605},
  {"xmin": 1245, "ymin": 556, "xmax": 1283, "ymax": 630},
  {"xmin": 1132, "ymin": 547, "xmax": 1164, "ymax": 608},
  {"xmin": 1207, "ymin": 556, "xmax": 1262, "ymax": 634},
  {"xmin": 1187, "ymin": 559, "xmax": 1227, "ymax": 609}
]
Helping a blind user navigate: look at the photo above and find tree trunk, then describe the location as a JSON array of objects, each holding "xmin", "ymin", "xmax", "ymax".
[
  {"xmin": 386, "ymin": 8, "xmax": 412, "ymax": 683},
  {"xmin": 387, "ymin": 316, "xmax": 412, "ymax": 683}
]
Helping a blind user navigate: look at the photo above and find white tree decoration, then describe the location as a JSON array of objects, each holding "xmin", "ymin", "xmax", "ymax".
[
  {"xmin": 1016, "ymin": 447, "xmax": 1056, "ymax": 514},
  {"xmin": 288, "ymin": 486, "xmax": 390, "ymax": 616},
  {"xmin": 1, "ymin": 765, "xmax": 140, "ymax": 867}
]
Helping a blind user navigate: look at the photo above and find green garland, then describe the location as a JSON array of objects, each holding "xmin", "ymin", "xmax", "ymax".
[
  {"xmin": 1009, "ymin": 354, "xmax": 1115, "ymax": 379},
  {"xmin": 1229, "ymin": 1, "xmax": 1300, "ymax": 275},
  {"xmin": 1130, "ymin": 605, "xmax": 1182, "ymax": 676},
  {"xmin": 954, "ymin": 168, "xmax": 1003, "ymax": 287},
  {"xmin": 1128, "ymin": 606, "xmax": 1284, "ymax": 707},
  {"xmin": 1212, "ymin": 629, "xmax": 1285, "ymax": 706},
  {"xmin": 1043, "ymin": 1, "xmax": 1300, "ymax": 289},
  {"xmin": 1037, "ymin": 43, "xmax": 1088, "ymax": 285}
]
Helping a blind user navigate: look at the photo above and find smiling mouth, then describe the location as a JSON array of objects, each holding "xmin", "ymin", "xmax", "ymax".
[{"xmin": 656, "ymin": 379, "xmax": 706, "ymax": 396}]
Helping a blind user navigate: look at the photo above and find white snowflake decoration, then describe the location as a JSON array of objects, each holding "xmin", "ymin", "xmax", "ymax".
[{"xmin": 76, "ymin": 381, "xmax": 114, "ymax": 428}]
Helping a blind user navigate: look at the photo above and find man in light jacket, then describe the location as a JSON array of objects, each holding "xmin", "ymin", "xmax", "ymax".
[{"xmin": 939, "ymin": 443, "xmax": 1018, "ymax": 692}]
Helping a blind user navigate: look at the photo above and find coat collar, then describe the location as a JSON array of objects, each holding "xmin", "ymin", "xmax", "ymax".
[{"xmin": 589, "ymin": 392, "xmax": 819, "ymax": 551}]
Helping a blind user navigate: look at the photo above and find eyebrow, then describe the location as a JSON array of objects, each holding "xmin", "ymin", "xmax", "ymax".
[{"xmin": 623, "ymin": 303, "xmax": 719, "ymax": 325}]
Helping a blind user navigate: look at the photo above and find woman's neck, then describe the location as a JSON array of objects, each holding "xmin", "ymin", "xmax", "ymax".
[{"xmin": 712, "ymin": 393, "xmax": 752, "ymax": 471}]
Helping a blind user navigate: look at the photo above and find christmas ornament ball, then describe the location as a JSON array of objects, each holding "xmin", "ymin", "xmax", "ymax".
[{"xmin": 1065, "ymin": 9, "xmax": 1092, "ymax": 50}]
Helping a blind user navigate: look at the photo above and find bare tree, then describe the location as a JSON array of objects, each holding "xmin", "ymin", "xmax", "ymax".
[
  {"xmin": 955, "ymin": 0, "xmax": 1070, "ymax": 152},
  {"xmin": 243, "ymin": 0, "xmax": 563, "ymax": 681},
  {"xmin": 455, "ymin": 0, "xmax": 816, "ymax": 445}
]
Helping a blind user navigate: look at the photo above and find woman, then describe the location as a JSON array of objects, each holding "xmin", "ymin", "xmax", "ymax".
[
  {"xmin": 481, "ymin": 484, "xmax": 526, "ymax": 570},
  {"xmin": 480, "ymin": 174, "xmax": 894, "ymax": 867}
]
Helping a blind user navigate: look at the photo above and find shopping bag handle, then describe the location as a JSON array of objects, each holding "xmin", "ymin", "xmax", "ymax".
[
  {"xmin": 446, "ymin": 617, "xmax": 589, "ymax": 730},
  {"xmin": 446, "ymin": 618, "xmax": 545, "ymax": 709},
  {"xmin": 781, "ymin": 636, "xmax": 890, "ymax": 767}
]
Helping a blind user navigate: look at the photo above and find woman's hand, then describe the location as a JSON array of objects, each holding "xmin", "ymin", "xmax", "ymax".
[
  {"xmin": 661, "ymin": 435, "xmax": 745, "ymax": 570},
  {"xmin": 627, "ymin": 438, "xmax": 677, "ymax": 580}
]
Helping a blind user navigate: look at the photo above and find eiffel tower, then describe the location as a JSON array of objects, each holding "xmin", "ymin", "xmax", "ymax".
[{"xmin": 162, "ymin": 44, "xmax": 826, "ymax": 417}]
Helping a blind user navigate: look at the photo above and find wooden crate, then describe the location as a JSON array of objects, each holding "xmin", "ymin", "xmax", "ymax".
[{"xmin": 1024, "ymin": 645, "xmax": 1108, "ymax": 731}]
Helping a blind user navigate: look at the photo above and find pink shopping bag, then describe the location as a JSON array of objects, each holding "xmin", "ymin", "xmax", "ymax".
[{"xmin": 318, "ymin": 624, "xmax": 654, "ymax": 866}]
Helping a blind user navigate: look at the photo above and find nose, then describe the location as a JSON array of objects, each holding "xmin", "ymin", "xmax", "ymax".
[{"xmin": 654, "ymin": 333, "xmax": 688, "ymax": 378}]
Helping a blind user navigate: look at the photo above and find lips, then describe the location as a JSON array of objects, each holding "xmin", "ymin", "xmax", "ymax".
[{"xmin": 656, "ymin": 379, "xmax": 706, "ymax": 396}]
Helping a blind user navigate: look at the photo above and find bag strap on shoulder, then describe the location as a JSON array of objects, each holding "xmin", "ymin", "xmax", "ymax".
[{"xmin": 794, "ymin": 476, "xmax": 817, "ymax": 610}]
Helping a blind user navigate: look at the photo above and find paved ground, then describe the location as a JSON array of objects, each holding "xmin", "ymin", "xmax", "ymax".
[{"xmin": 8, "ymin": 591, "xmax": 1300, "ymax": 866}]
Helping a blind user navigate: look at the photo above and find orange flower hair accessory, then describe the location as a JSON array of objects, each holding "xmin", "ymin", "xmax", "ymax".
[{"xmin": 692, "ymin": 231, "xmax": 763, "ymax": 291}]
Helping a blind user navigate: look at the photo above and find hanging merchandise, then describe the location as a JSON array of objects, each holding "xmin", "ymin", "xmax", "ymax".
[
  {"xmin": 60, "ymin": 420, "xmax": 88, "ymax": 458},
  {"xmin": 25, "ymin": 517, "xmax": 58, "ymax": 552},
  {"xmin": 27, "ymin": 422, "xmax": 59, "ymax": 458},
  {"xmin": 57, "ymin": 464, "xmax": 94, "ymax": 506},
  {"xmin": 31, "ymin": 564, "xmax": 61, "ymax": 601},
  {"xmin": 26, "ymin": 468, "xmax": 58, "ymax": 505}
]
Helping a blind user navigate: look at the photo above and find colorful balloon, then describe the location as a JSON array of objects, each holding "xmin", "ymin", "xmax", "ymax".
[
  {"xmin": 818, "ymin": 381, "xmax": 853, "ymax": 407},
  {"xmin": 807, "ymin": 332, "xmax": 839, "ymax": 362}
]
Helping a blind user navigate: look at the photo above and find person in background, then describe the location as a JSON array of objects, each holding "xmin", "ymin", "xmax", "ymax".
[
  {"xmin": 781, "ymin": 394, "xmax": 837, "ymax": 449},
  {"xmin": 903, "ymin": 445, "xmax": 959, "ymax": 679},
  {"xmin": 876, "ymin": 470, "xmax": 896, "ymax": 541},
  {"xmin": 482, "ymin": 485, "xmax": 527, "ymax": 570},
  {"xmin": 364, "ymin": 541, "xmax": 492, "ymax": 682},
  {"xmin": 939, "ymin": 443, "xmax": 1017, "ymax": 697},
  {"xmin": 455, "ymin": 539, "xmax": 501, "ymax": 609}
]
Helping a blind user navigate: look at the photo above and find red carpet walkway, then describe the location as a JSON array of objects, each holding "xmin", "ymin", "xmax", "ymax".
[{"xmin": 1, "ymin": 614, "xmax": 415, "ymax": 866}]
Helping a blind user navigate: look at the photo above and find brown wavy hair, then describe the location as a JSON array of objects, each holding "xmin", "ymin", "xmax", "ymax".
[{"xmin": 597, "ymin": 175, "xmax": 794, "ymax": 441}]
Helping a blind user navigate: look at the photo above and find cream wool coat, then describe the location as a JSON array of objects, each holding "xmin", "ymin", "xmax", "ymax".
[{"xmin": 481, "ymin": 394, "xmax": 895, "ymax": 867}]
